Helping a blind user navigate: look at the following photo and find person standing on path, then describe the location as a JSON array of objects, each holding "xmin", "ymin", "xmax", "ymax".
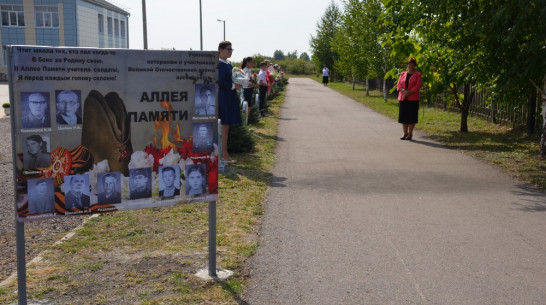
[
  {"xmin": 322, "ymin": 64, "xmax": 329, "ymax": 86},
  {"xmin": 396, "ymin": 57, "xmax": 422, "ymax": 140},
  {"xmin": 218, "ymin": 41, "xmax": 242, "ymax": 163}
]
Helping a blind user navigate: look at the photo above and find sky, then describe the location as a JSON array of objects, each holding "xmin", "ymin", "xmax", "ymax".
[{"xmin": 110, "ymin": 0, "xmax": 343, "ymax": 62}]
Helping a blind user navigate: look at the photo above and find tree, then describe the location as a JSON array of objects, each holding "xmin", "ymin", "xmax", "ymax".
[
  {"xmin": 383, "ymin": 0, "xmax": 546, "ymax": 134},
  {"xmin": 331, "ymin": 0, "xmax": 369, "ymax": 90},
  {"xmin": 273, "ymin": 50, "xmax": 285, "ymax": 60},
  {"xmin": 383, "ymin": 0, "xmax": 487, "ymax": 132},
  {"xmin": 299, "ymin": 52, "xmax": 311, "ymax": 62},
  {"xmin": 310, "ymin": 1, "xmax": 342, "ymax": 77}
]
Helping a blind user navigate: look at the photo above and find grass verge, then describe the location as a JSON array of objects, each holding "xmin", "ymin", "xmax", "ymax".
[
  {"xmin": 0, "ymin": 91, "xmax": 285, "ymax": 304},
  {"xmin": 300, "ymin": 75, "xmax": 546, "ymax": 189}
]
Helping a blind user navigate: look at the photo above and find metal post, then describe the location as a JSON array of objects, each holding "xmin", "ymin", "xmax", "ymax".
[
  {"xmin": 199, "ymin": 0, "xmax": 203, "ymax": 50},
  {"xmin": 142, "ymin": 0, "xmax": 148, "ymax": 49},
  {"xmin": 208, "ymin": 201, "xmax": 217, "ymax": 277},
  {"xmin": 15, "ymin": 222, "xmax": 26, "ymax": 305},
  {"xmin": 8, "ymin": 47, "xmax": 27, "ymax": 304},
  {"xmin": 217, "ymin": 19, "xmax": 225, "ymax": 41}
]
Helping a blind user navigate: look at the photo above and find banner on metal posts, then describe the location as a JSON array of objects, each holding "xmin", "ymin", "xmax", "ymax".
[{"xmin": 9, "ymin": 46, "xmax": 219, "ymax": 222}]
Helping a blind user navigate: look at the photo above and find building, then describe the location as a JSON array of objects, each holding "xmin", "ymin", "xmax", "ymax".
[{"xmin": 0, "ymin": 0, "xmax": 130, "ymax": 78}]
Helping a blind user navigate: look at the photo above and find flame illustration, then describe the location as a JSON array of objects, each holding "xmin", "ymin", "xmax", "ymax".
[{"xmin": 153, "ymin": 100, "xmax": 181, "ymax": 149}]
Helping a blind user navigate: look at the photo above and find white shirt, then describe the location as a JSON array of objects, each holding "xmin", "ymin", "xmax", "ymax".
[
  {"xmin": 242, "ymin": 67, "xmax": 253, "ymax": 89},
  {"xmin": 258, "ymin": 69, "xmax": 268, "ymax": 86}
]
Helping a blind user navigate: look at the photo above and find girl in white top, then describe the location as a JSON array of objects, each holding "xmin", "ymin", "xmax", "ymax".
[
  {"xmin": 240, "ymin": 57, "xmax": 258, "ymax": 105},
  {"xmin": 322, "ymin": 64, "xmax": 329, "ymax": 86}
]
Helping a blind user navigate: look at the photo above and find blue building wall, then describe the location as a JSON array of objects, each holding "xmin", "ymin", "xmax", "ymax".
[{"xmin": 1, "ymin": 0, "xmax": 129, "ymax": 75}]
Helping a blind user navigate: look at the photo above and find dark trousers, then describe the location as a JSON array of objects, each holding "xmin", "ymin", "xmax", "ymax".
[
  {"xmin": 258, "ymin": 85, "xmax": 268, "ymax": 112},
  {"xmin": 243, "ymin": 88, "xmax": 254, "ymax": 106}
]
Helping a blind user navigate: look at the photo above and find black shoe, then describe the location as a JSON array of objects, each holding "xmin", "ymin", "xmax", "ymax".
[
  {"xmin": 405, "ymin": 135, "xmax": 413, "ymax": 141},
  {"xmin": 400, "ymin": 135, "xmax": 408, "ymax": 140}
]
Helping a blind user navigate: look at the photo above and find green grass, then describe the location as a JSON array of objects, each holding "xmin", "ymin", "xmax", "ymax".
[
  {"xmin": 0, "ymin": 90, "xmax": 285, "ymax": 304},
  {"xmin": 303, "ymin": 75, "xmax": 546, "ymax": 189}
]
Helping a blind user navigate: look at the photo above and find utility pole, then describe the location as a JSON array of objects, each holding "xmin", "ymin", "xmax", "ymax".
[{"xmin": 142, "ymin": 0, "xmax": 148, "ymax": 49}]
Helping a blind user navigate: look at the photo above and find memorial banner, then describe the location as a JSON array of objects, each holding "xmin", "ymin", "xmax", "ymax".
[{"xmin": 9, "ymin": 46, "xmax": 219, "ymax": 222}]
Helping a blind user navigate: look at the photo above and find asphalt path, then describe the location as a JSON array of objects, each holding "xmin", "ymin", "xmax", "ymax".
[{"xmin": 244, "ymin": 78, "xmax": 546, "ymax": 305}]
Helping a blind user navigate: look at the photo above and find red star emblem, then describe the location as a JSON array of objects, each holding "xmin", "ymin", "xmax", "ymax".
[{"xmin": 118, "ymin": 145, "xmax": 130, "ymax": 161}]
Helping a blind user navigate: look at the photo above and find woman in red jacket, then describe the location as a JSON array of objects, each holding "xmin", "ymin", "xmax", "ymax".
[{"xmin": 396, "ymin": 57, "xmax": 422, "ymax": 140}]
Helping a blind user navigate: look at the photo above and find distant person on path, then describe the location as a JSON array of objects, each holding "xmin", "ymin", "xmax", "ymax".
[
  {"xmin": 322, "ymin": 64, "xmax": 329, "ymax": 86},
  {"xmin": 241, "ymin": 57, "xmax": 258, "ymax": 106},
  {"xmin": 396, "ymin": 57, "xmax": 422, "ymax": 140},
  {"xmin": 218, "ymin": 40, "xmax": 242, "ymax": 163}
]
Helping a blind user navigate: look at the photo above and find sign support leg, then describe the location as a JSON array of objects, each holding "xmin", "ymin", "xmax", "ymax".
[
  {"xmin": 208, "ymin": 201, "xmax": 217, "ymax": 277},
  {"xmin": 15, "ymin": 221, "xmax": 27, "ymax": 304}
]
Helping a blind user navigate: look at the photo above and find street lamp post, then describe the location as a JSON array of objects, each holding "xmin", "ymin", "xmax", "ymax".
[
  {"xmin": 142, "ymin": 0, "xmax": 148, "ymax": 49},
  {"xmin": 217, "ymin": 19, "xmax": 225, "ymax": 40},
  {"xmin": 199, "ymin": 0, "xmax": 203, "ymax": 50}
]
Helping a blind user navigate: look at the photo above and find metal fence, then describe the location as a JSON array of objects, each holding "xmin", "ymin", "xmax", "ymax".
[
  {"xmin": 423, "ymin": 86, "xmax": 544, "ymax": 134},
  {"xmin": 357, "ymin": 78, "xmax": 543, "ymax": 134}
]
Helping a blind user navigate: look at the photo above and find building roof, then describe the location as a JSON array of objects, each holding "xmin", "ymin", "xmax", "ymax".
[{"xmin": 82, "ymin": 0, "xmax": 130, "ymax": 16}]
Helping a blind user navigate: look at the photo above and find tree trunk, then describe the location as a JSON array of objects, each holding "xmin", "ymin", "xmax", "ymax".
[
  {"xmin": 528, "ymin": 88, "xmax": 536, "ymax": 134},
  {"xmin": 382, "ymin": 78, "xmax": 387, "ymax": 102},
  {"xmin": 365, "ymin": 79, "xmax": 370, "ymax": 96},
  {"xmin": 540, "ymin": 75, "xmax": 546, "ymax": 158},
  {"xmin": 352, "ymin": 75, "xmax": 356, "ymax": 90},
  {"xmin": 459, "ymin": 83, "xmax": 473, "ymax": 133}
]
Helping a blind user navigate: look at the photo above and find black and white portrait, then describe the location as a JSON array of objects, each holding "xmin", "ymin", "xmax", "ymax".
[
  {"xmin": 21, "ymin": 92, "xmax": 51, "ymax": 129},
  {"xmin": 159, "ymin": 165, "xmax": 180, "ymax": 198},
  {"xmin": 185, "ymin": 164, "xmax": 207, "ymax": 196},
  {"xmin": 64, "ymin": 174, "xmax": 90, "ymax": 210},
  {"xmin": 129, "ymin": 167, "xmax": 152, "ymax": 200},
  {"xmin": 97, "ymin": 172, "xmax": 122, "ymax": 205},
  {"xmin": 23, "ymin": 134, "xmax": 51, "ymax": 170},
  {"xmin": 192, "ymin": 122, "xmax": 215, "ymax": 153},
  {"xmin": 27, "ymin": 178, "xmax": 55, "ymax": 214},
  {"xmin": 55, "ymin": 90, "xmax": 82, "ymax": 125},
  {"xmin": 194, "ymin": 84, "xmax": 216, "ymax": 115}
]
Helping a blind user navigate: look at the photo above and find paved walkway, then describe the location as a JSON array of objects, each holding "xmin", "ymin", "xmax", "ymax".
[{"xmin": 244, "ymin": 78, "xmax": 546, "ymax": 305}]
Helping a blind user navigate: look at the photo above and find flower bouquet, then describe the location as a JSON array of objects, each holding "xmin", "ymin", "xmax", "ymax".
[{"xmin": 232, "ymin": 67, "xmax": 249, "ymax": 87}]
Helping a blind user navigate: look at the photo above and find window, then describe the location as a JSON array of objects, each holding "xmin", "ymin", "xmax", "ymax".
[
  {"xmin": 114, "ymin": 18, "xmax": 119, "ymax": 36},
  {"xmin": 120, "ymin": 20, "xmax": 125, "ymax": 37},
  {"xmin": 35, "ymin": 6, "xmax": 59, "ymax": 28},
  {"xmin": 98, "ymin": 14, "xmax": 104, "ymax": 33},
  {"xmin": 107, "ymin": 17, "xmax": 112, "ymax": 35},
  {"xmin": 1, "ymin": 5, "xmax": 25, "ymax": 27}
]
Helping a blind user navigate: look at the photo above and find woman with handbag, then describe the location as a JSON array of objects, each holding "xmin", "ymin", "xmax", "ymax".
[{"xmin": 396, "ymin": 57, "xmax": 422, "ymax": 140}]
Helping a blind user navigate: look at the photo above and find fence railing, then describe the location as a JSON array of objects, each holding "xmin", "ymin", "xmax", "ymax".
[{"xmin": 424, "ymin": 86, "xmax": 544, "ymax": 134}]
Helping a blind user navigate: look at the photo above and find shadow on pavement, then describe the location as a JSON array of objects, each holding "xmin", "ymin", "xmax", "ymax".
[{"xmin": 511, "ymin": 184, "xmax": 546, "ymax": 212}]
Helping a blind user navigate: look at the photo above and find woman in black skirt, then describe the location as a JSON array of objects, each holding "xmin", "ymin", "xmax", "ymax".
[{"xmin": 396, "ymin": 57, "xmax": 422, "ymax": 140}]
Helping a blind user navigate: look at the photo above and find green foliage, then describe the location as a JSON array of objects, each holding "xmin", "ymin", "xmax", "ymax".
[
  {"xmin": 273, "ymin": 50, "xmax": 285, "ymax": 60},
  {"xmin": 310, "ymin": 1, "xmax": 342, "ymax": 76},
  {"xmin": 228, "ymin": 124, "xmax": 255, "ymax": 153},
  {"xmin": 286, "ymin": 50, "xmax": 298, "ymax": 59},
  {"xmin": 299, "ymin": 52, "xmax": 311, "ymax": 62},
  {"xmin": 276, "ymin": 58, "xmax": 315, "ymax": 74}
]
